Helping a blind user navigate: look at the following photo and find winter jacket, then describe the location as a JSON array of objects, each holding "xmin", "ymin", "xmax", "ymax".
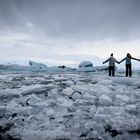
[
  {"xmin": 120, "ymin": 57, "xmax": 139, "ymax": 65},
  {"xmin": 104, "ymin": 56, "xmax": 119, "ymax": 66}
]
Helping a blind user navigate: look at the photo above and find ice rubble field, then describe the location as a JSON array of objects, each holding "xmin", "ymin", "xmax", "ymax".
[{"xmin": 0, "ymin": 71, "xmax": 140, "ymax": 140}]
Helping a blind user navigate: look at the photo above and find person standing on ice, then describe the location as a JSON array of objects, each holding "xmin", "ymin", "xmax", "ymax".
[
  {"xmin": 119, "ymin": 53, "xmax": 140, "ymax": 77},
  {"xmin": 103, "ymin": 53, "xmax": 120, "ymax": 76}
]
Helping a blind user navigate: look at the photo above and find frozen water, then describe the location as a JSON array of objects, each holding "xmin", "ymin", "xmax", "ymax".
[
  {"xmin": 0, "ymin": 70, "xmax": 140, "ymax": 140},
  {"xmin": 29, "ymin": 60, "xmax": 48, "ymax": 71},
  {"xmin": 78, "ymin": 61, "xmax": 93, "ymax": 68}
]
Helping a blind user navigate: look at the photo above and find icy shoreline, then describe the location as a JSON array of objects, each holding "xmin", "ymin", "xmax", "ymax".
[{"xmin": 0, "ymin": 71, "xmax": 140, "ymax": 140}]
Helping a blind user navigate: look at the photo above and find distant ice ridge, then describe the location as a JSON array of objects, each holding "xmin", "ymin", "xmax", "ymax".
[
  {"xmin": 0, "ymin": 64, "xmax": 30, "ymax": 71},
  {"xmin": 29, "ymin": 60, "xmax": 48, "ymax": 70},
  {"xmin": 0, "ymin": 60, "xmax": 108, "ymax": 72}
]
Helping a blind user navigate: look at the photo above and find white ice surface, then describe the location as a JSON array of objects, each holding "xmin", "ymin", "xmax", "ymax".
[{"xmin": 0, "ymin": 71, "xmax": 140, "ymax": 140}]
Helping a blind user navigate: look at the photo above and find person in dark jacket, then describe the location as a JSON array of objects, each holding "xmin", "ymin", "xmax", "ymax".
[
  {"xmin": 103, "ymin": 53, "xmax": 120, "ymax": 76},
  {"xmin": 120, "ymin": 53, "xmax": 140, "ymax": 77}
]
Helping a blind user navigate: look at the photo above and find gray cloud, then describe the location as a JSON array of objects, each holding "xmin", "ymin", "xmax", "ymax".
[
  {"xmin": 1, "ymin": 0, "xmax": 140, "ymax": 67},
  {"xmin": 0, "ymin": 0, "xmax": 140, "ymax": 40}
]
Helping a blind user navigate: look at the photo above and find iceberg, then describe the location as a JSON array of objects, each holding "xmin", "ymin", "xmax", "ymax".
[{"xmin": 29, "ymin": 60, "xmax": 47, "ymax": 71}]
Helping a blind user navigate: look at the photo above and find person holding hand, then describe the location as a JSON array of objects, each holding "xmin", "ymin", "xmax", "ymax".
[
  {"xmin": 103, "ymin": 53, "xmax": 120, "ymax": 76},
  {"xmin": 120, "ymin": 53, "xmax": 140, "ymax": 77}
]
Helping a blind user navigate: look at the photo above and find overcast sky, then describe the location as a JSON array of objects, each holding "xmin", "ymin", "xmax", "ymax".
[{"xmin": 0, "ymin": 0, "xmax": 140, "ymax": 67}]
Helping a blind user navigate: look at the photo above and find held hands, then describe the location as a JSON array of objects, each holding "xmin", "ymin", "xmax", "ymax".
[{"xmin": 117, "ymin": 61, "xmax": 121, "ymax": 64}]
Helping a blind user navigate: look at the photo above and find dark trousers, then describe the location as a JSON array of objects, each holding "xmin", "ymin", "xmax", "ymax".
[
  {"xmin": 109, "ymin": 66, "xmax": 115, "ymax": 76},
  {"xmin": 126, "ymin": 64, "xmax": 132, "ymax": 77}
]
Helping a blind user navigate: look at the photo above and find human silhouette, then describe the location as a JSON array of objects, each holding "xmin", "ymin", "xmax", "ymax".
[
  {"xmin": 120, "ymin": 53, "xmax": 140, "ymax": 77},
  {"xmin": 103, "ymin": 53, "xmax": 119, "ymax": 76}
]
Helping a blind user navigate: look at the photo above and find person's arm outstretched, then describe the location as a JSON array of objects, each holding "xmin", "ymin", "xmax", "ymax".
[
  {"xmin": 119, "ymin": 58, "xmax": 126, "ymax": 63},
  {"xmin": 114, "ymin": 58, "xmax": 120, "ymax": 64},
  {"xmin": 103, "ymin": 58, "xmax": 109, "ymax": 64},
  {"xmin": 131, "ymin": 57, "xmax": 140, "ymax": 61}
]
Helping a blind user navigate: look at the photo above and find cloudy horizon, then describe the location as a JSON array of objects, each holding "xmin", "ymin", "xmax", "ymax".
[{"xmin": 1, "ymin": 0, "xmax": 140, "ymax": 67}]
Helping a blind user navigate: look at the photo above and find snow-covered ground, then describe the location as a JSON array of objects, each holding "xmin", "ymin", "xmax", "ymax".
[{"xmin": 0, "ymin": 70, "xmax": 140, "ymax": 140}]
